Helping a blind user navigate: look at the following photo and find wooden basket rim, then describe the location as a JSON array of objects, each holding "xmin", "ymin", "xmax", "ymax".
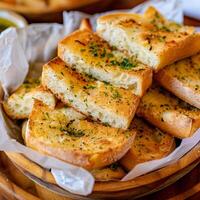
[
  {"xmin": 0, "ymin": 169, "xmax": 40, "ymax": 200},
  {"xmin": 5, "ymin": 141, "xmax": 200, "ymax": 193},
  {"xmin": 0, "ymin": 0, "xmax": 101, "ymax": 15}
]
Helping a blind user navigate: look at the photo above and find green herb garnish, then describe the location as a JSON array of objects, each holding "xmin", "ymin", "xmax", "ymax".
[
  {"xmin": 83, "ymin": 85, "xmax": 96, "ymax": 90},
  {"xmin": 100, "ymin": 48, "xmax": 106, "ymax": 58},
  {"xmin": 110, "ymin": 58, "xmax": 136, "ymax": 70},
  {"xmin": 60, "ymin": 124, "xmax": 85, "ymax": 138},
  {"xmin": 120, "ymin": 58, "xmax": 136, "ymax": 69},
  {"xmin": 158, "ymin": 36, "xmax": 166, "ymax": 42},
  {"xmin": 112, "ymin": 90, "xmax": 122, "ymax": 99},
  {"xmin": 89, "ymin": 42, "xmax": 99, "ymax": 57}
]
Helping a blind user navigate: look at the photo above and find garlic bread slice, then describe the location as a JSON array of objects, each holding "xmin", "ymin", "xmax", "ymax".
[
  {"xmin": 137, "ymin": 84, "xmax": 200, "ymax": 138},
  {"xmin": 97, "ymin": 7, "xmax": 200, "ymax": 71},
  {"xmin": 25, "ymin": 100, "xmax": 136, "ymax": 170},
  {"xmin": 58, "ymin": 29, "xmax": 152, "ymax": 96},
  {"xmin": 3, "ymin": 83, "xmax": 56, "ymax": 119},
  {"xmin": 155, "ymin": 53, "xmax": 200, "ymax": 109},
  {"xmin": 42, "ymin": 57, "xmax": 140, "ymax": 129},
  {"xmin": 22, "ymin": 118, "xmax": 126, "ymax": 180},
  {"xmin": 120, "ymin": 118, "xmax": 175, "ymax": 171}
]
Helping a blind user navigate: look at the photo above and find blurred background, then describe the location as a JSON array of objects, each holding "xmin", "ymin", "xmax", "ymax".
[
  {"xmin": 0, "ymin": 0, "xmax": 199, "ymax": 30},
  {"xmin": 0, "ymin": 0, "xmax": 198, "ymax": 23},
  {"xmin": 0, "ymin": 0, "xmax": 145, "ymax": 23}
]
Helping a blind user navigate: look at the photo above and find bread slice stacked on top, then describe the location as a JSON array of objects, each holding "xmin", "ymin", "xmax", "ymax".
[
  {"xmin": 97, "ymin": 7, "xmax": 200, "ymax": 71},
  {"xmin": 3, "ymin": 7, "xmax": 200, "ymax": 180},
  {"xmin": 58, "ymin": 29, "xmax": 152, "ymax": 97},
  {"xmin": 155, "ymin": 53, "xmax": 200, "ymax": 109},
  {"xmin": 42, "ymin": 57, "xmax": 140, "ymax": 129}
]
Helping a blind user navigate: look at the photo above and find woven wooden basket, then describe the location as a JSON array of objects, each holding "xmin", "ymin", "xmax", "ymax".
[{"xmin": 4, "ymin": 141, "xmax": 200, "ymax": 200}]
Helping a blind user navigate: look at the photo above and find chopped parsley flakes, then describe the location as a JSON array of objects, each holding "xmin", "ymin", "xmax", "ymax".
[
  {"xmin": 83, "ymin": 85, "xmax": 96, "ymax": 90},
  {"xmin": 112, "ymin": 90, "xmax": 122, "ymax": 100},
  {"xmin": 110, "ymin": 58, "xmax": 137, "ymax": 70},
  {"xmin": 60, "ymin": 125, "xmax": 85, "ymax": 137}
]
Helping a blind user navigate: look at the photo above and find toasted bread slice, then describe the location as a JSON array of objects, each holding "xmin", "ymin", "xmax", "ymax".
[
  {"xmin": 137, "ymin": 84, "xmax": 200, "ymax": 138},
  {"xmin": 25, "ymin": 100, "xmax": 136, "ymax": 170},
  {"xmin": 155, "ymin": 53, "xmax": 200, "ymax": 109},
  {"xmin": 3, "ymin": 82, "xmax": 56, "ymax": 119},
  {"xmin": 91, "ymin": 164, "xmax": 125, "ymax": 181},
  {"xmin": 22, "ymin": 116, "xmax": 125, "ymax": 180},
  {"xmin": 97, "ymin": 7, "xmax": 200, "ymax": 71},
  {"xmin": 42, "ymin": 57, "xmax": 140, "ymax": 129},
  {"xmin": 58, "ymin": 29, "xmax": 152, "ymax": 96},
  {"xmin": 120, "ymin": 118, "xmax": 175, "ymax": 171}
]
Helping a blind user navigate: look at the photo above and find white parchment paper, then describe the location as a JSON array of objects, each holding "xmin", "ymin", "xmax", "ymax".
[
  {"xmin": 183, "ymin": 0, "xmax": 200, "ymax": 20},
  {"xmin": 0, "ymin": 0, "xmax": 199, "ymax": 196},
  {"xmin": 63, "ymin": 0, "xmax": 183, "ymax": 31}
]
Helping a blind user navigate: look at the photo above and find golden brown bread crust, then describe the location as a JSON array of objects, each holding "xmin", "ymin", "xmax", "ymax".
[
  {"xmin": 3, "ymin": 81, "xmax": 39, "ymax": 119},
  {"xmin": 25, "ymin": 100, "xmax": 136, "ymax": 170},
  {"xmin": 143, "ymin": 7, "xmax": 200, "ymax": 69},
  {"xmin": 156, "ymin": 33, "xmax": 200, "ymax": 71},
  {"xmin": 58, "ymin": 29, "xmax": 152, "ymax": 96},
  {"xmin": 42, "ymin": 57, "xmax": 140, "ymax": 129},
  {"xmin": 97, "ymin": 7, "xmax": 200, "ymax": 71},
  {"xmin": 136, "ymin": 84, "xmax": 200, "ymax": 138},
  {"xmin": 3, "ymin": 84, "xmax": 56, "ymax": 120},
  {"xmin": 120, "ymin": 118, "xmax": 175, "ymax": 171},
  {"xmin": 155, "ymin": 53, "xmax": 200, "ymax": 109}
]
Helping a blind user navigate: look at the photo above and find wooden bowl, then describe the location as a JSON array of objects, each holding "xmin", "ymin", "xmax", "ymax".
[
  {"xmin": 0, "ymin": 152, "xmax": 40, "ymax": 200},
  {"xmin": 0, "ymin": 0, "xmax": 114, "ymax": 23},
  {"xmin": 4, "ymin": 141, "xmax": 200, "ymax": 200}
]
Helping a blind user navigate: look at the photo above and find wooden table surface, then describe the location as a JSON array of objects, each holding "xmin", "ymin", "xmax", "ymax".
[{"xmin": 0, "ymin": 0, "xmax": 200, "ymax": 199}]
